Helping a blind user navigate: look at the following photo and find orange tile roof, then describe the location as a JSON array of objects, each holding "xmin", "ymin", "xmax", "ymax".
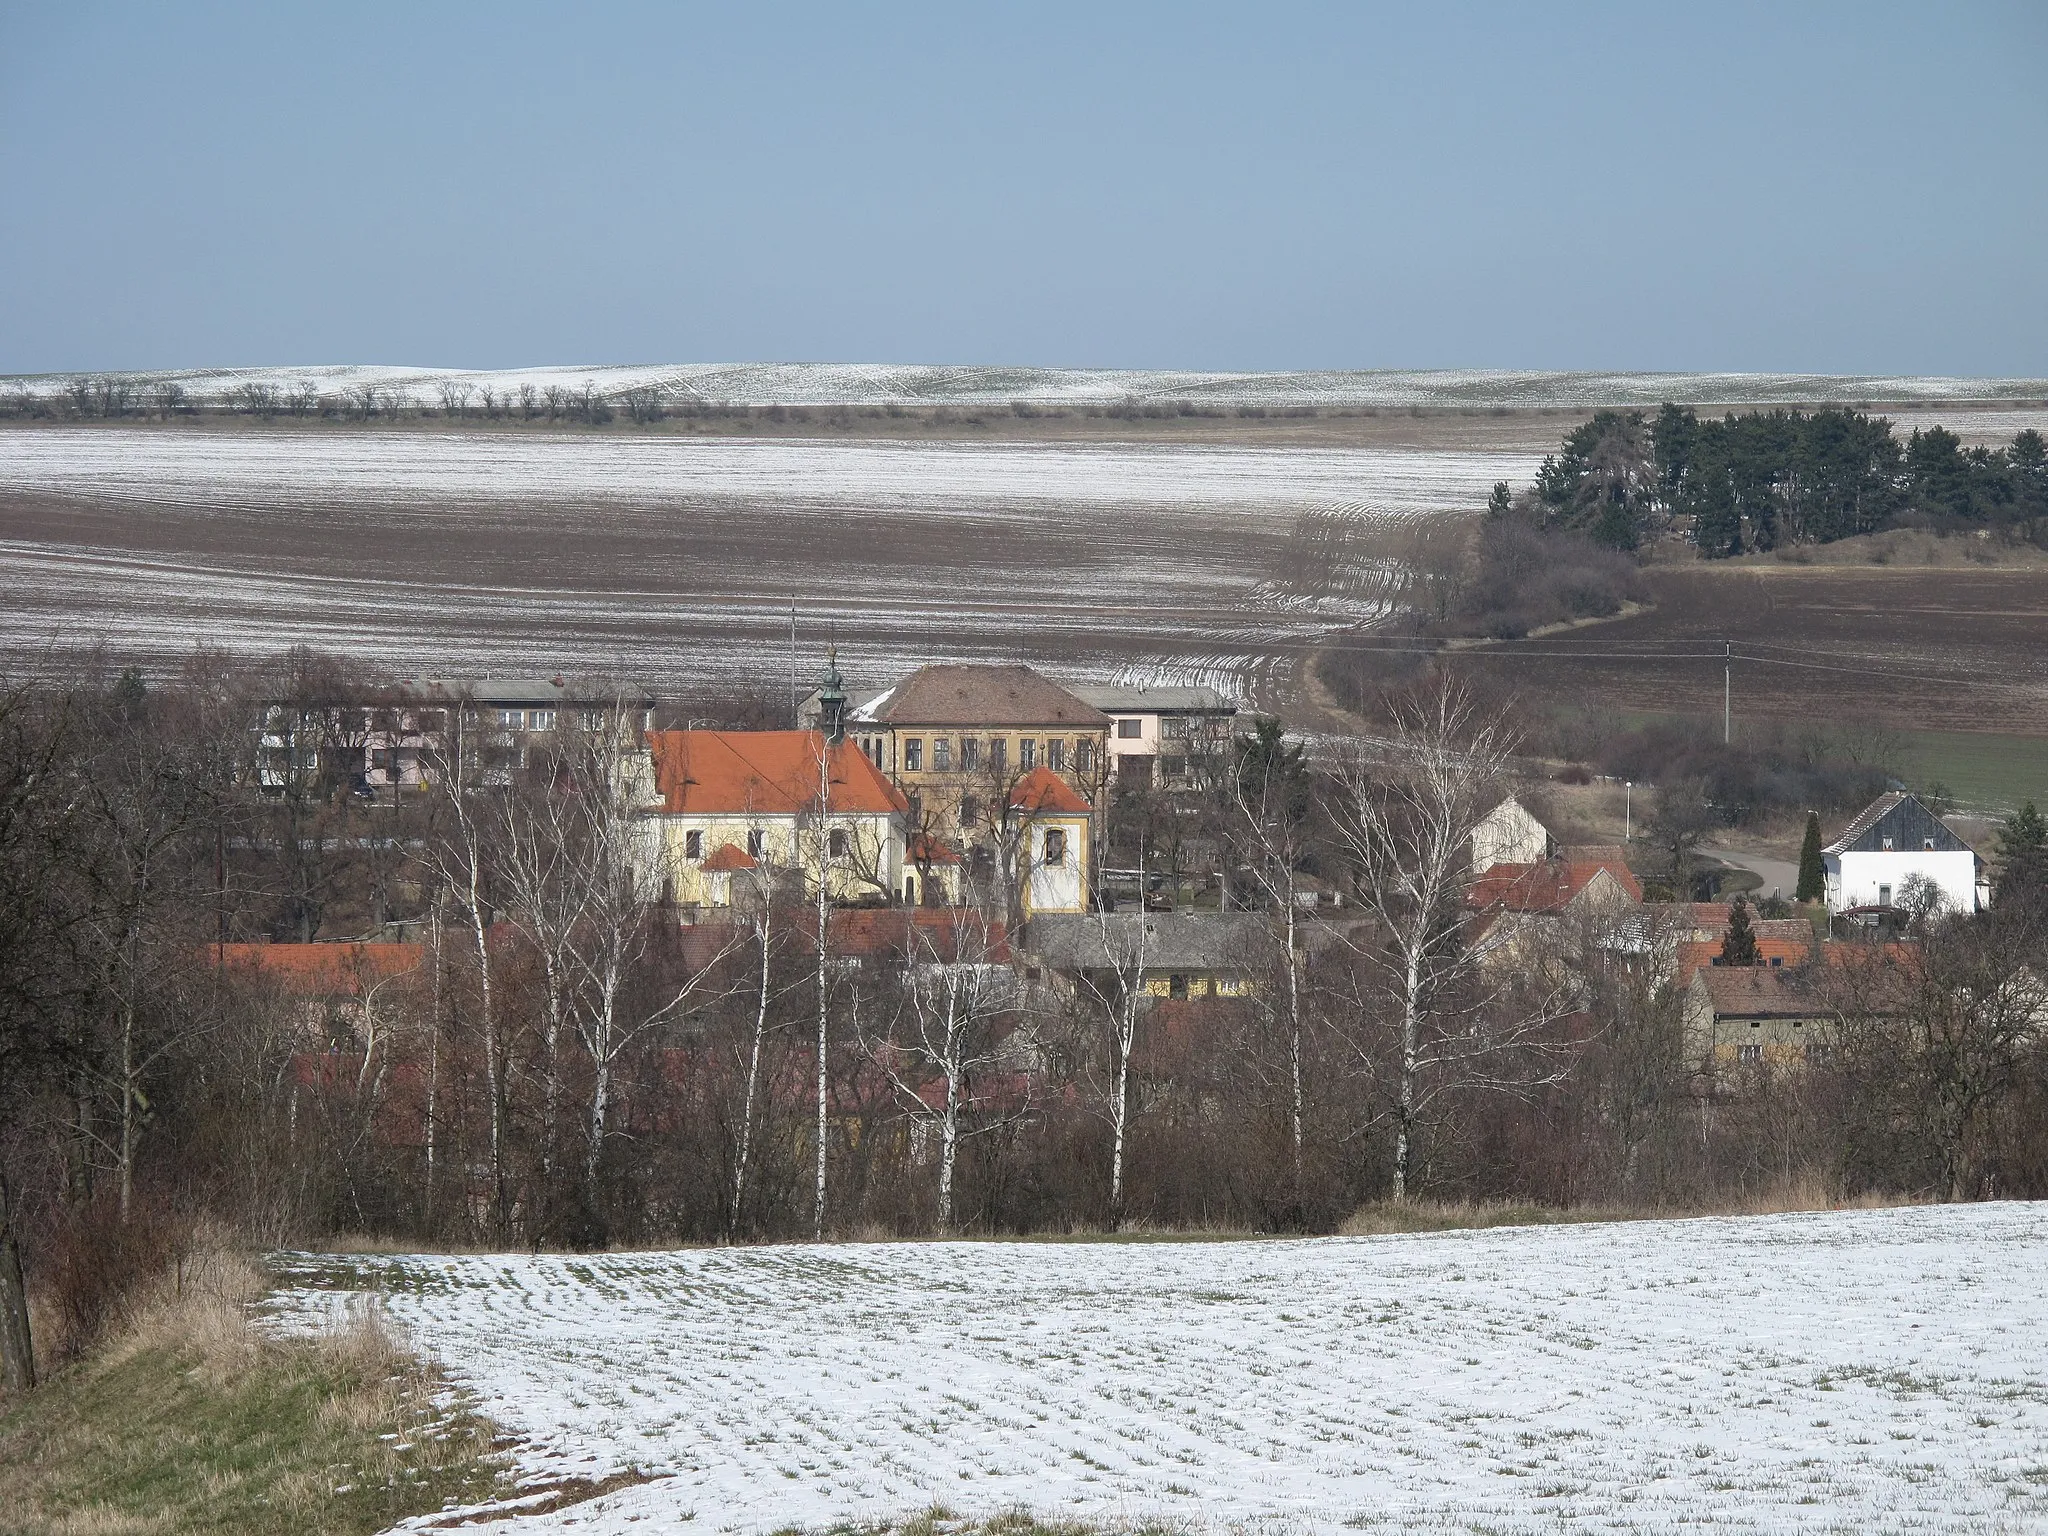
[
  {"xmin": 209, "ymin": 942, "xmax": 423, "ymax": 995},
  {"xmin": 700, "ymin": 843, "xmax": 758, "ymax": 872},
  {"xmin": 1675, "ymin": 937, "xmax": 1816, "ymax": 987},
  {"xmin": 1007, "ymin": 765, "xmax": 1092, "ymax": 815},
  {"xmin": 647, "ymin": 730, "xmax": 909, "ymax": 817},
  {"xmin": 1468, "ymin": 854, "xmax": 1642, "ymax": 912}
]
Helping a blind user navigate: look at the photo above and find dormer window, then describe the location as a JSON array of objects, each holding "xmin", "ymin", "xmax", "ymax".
[
  {"xmin": 1923, "ymin": 837, "xmax": 1936, "ymax": 850},
  {"xmin": 1881, "ymin": 836, "xmax": 1894, "ymax": 851}
]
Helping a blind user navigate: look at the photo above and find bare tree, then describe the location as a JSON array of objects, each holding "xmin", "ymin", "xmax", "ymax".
[
  {"xmin": 1324, "ymin": 677, "xmax": 1575, "ymax": 1199},
  {"xmin": 865, "ymin": 911, "xmax": 1022, "ymax": 1231}
]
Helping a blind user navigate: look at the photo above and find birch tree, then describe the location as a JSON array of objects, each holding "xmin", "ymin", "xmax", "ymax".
[
  {"xmin": 866, "ymin": 911, "xmax": 1022, "ymax": 1231},
  {"xmin": 1324, "ymin": 678, "xmax": 1575, "ymax": 1200}
]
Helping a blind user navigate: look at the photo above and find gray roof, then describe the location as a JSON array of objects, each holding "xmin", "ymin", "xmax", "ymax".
[
  {"xmin": 1024, "ymin": 911, "xmax": 1272, "ymax": 971},
  {"xmin": 1823, "ymin": 793, "xmax": 1971, "ymax": 857},
  {"xmin": 397, "ymin": 677, "xmax": 653, "ymax": 708},
  {"xmin": 1071, "ymin": 684, "xmax": 1239, "ymax": 715}
]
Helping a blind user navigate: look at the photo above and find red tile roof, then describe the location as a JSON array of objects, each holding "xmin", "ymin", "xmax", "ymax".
[
  {"xmin": 1468, "ymin": 854, "xmax": 1642, "ymax": 912},
  {"xmin": 647, "ymin": 730, "xmax": 909, "ymax": 817},
  {"xmin": 210, "ymin": 942, "xmax": 423, "ymax": 995},
  {"xmin": 1675, "ymin": 937, "xmax": 1816, "ymax": 987},
  {"xmin": 1007, "ymin": 765, "xmax": 1092, "ymax": 815},
  {"xmin": 700, "ymin": 843, "xmax": 759, "ymax": 872}
]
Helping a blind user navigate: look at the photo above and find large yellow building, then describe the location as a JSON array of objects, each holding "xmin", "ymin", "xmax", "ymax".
[
  {"xmin": 846, "ymin": 664, "xmax": 1110, "ymax": 855},
  {"xmin": 638, "ymin": 729, "xmax": 910, "ymax": 913}
]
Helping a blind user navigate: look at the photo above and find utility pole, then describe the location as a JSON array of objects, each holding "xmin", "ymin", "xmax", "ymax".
[
  {"xmin": 1723, "ymin": 640, "xmax": 1732, "ymax": 745},
  {"xmin": 789, "ymin": 599, "xmax": 798, "ymax": 727}
]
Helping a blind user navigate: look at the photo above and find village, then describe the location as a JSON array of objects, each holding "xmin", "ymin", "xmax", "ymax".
[{"xmin": 185, "ymin": 649, "xmax": 2045, "ymax": 1249}]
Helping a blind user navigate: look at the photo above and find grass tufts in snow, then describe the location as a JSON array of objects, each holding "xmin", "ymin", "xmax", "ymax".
[{"xmin": 0, "ymin": 1246, "xmax": 511, "ymax": 1536}]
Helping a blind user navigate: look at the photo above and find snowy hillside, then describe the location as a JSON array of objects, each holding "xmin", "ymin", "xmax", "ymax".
[
  {"xmin": 9, "ymin": 362, "xmax": 2048, "ymax": 409},
  {"xmin": 268, "ymin": 1204, "xmax": 2048, "ymax": 1534}
]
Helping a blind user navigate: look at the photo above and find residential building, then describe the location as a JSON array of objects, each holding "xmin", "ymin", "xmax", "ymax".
[
  {"xmin": 1069, "ymin": 684, "xmax": 1240, "ymax": 789},
  {"xmin": 1822, "ymin": 792, "xmax": 1980, "ymax": 915},
  {"xmin": 257, "ymin": 676, "xmax": 654, "ymax": 794},
  {"xmin": 638, "ymin": 729, "xmax": 910, "ymax": 914},
  {"xmin": 1468, "ymin": 850, "xmax": 1643, "ymax": 915}
]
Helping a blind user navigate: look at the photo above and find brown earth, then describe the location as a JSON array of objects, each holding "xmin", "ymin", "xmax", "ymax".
[{"xmin": 1438, "ymin": 563, "xmax": 2048, "ymax": 735}]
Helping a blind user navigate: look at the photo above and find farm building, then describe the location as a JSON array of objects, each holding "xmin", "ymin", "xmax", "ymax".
[{"xmin": 1823, "ymin": 792, "xmax": 1980, "ymax": 916}]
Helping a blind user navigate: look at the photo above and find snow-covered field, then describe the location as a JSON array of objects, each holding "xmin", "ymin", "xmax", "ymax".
[
  {"xmin": 10, "ymin": 362, "xmax": 2048, "ymax": 409},
  {"xmin": 0, "ymin": 428, "xmax": 1533, "ymax": 705},
  {"xmin": 268, "ymin": 1205, "xmax": 2048, "ymax": 1535}
]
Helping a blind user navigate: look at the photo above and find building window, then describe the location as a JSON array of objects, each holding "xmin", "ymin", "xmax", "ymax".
[
  {"xmin": 829, "ymin": 828, "xmax": 848, "ymax": 858},
  {"xmin": 1806, "ymin": 1043, "xmax": 1833, "ymax": 1063},
  {"xmin": 1923, "ymin": 837, "xmax": 1936, "ymax": 851},
  {"xmin": 498, "ymin": 709, "xmax": 523, "ymax": 728},
  {"xmin": 1161, "ymin": 755, "xmax": 1187, "ymax": 780},
  {"xmin": 1737, "ymin": 1043, "xmax": 1763, "ymax": 1065},
  {"xmin": 904, "ymin": 739, "xmax": 923, "ymax": 772},
  {"xmin": 1163, "ymin": 716, "xmax": 1187, "ymax": 740},
  {"xmin": 959, "ymin": 795, "xmax": 981, "ymax": 829},
  {"xmin": 1116, "ymin": 718, "xmax": 1143, "ymax": 739},
  {"xmin": 529, "ymin": 709, "xmax": 555, "ymax": 731},
  {"xmin": 1020, "ymin": 739, "xmax": 1036, "ymax": 771},
  {"xmin": 1077, "ymin": 740, "xmax": 1094, "ymax": 773},
  {"xmin": 933, "ymin": 737, "xmax": 952, "ymax": 771},
  {"xmin": 1881, "ymin": 836, "xmax": 1894, "ymax": 851},
  {"xmin": 961, "ymin": 737, "xmax": 981, "ymax": 772},
  {"xmin": 1169, "ymin": 974, "xmax": 1189, "ymax": 1000},
  {"xmin": 990, "ymin": 738, "xmax": 1008, "ymax": 773},
  {"xmin": 1047, "ymin": 739, "xmax": 1065, "ymax": 772},
  {"xmin": 1878, "ymin": 884, "xmax": 1892, "ymax": 907},
  {"xmin": 1043, "ymin": 828, "xmax": 1067, "ymax": 865},
  {"xmin": 685, "ymin": 830, "xmax": 703, "ymax": 860},
  {"xmin": 747, "ymin": 828, "xmax": 766, "ymax": 859}
]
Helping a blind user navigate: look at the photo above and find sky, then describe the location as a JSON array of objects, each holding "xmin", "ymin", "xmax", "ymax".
[{"xmin": 2, "ymin": 1, "xmax": 2044, "ymax": 378}]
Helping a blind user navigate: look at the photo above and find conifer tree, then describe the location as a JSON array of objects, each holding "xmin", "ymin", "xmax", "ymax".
[
  {"xmin": 1486, "ymin": 480, "xmax": 1514, "ymax": 519},
  {"xmin": 1720, "ymin": 894, "xmax": 1760, "ymax": 966},
  {"xmin": 1994, "ymin": 801, "xmax": 2048, "ymax": 911},
  {"xmin": 1795, "ymin": 811, "xmax": 1826, "ymax": 904}
]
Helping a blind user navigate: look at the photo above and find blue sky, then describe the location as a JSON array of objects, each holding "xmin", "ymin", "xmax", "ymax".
[{"xmin": 2, "ymin": 1, "xmax": 2043, "ymax": 376}]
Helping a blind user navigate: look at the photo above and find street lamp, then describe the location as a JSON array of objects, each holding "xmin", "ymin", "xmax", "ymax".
[{"xmin": 1625, "ymin": 781, "xmax": 1632, "ymax": 842}]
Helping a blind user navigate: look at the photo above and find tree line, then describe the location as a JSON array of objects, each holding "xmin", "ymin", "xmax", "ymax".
[
  {"xmin": 3, "ymin": 649, "xmax": 2047, "ymax": 1393},
  {"xmin": 1508, "ymin": 405, "xmax": 2048, "ymax": 554}
]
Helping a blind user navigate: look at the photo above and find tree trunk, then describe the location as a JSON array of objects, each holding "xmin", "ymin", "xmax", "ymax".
[
  {"xmin": 729, "ymin": 921, "xmax": 772, "ymax": 1240},
  {"xmin": 1393, "ymin": 950, "xmax": 1422, "ymax": 1202},
  {"xmin": 0, "ymin": 1158, "xmax": 35, "ymax": 1392},
  {"xmin": 813, "ymin": 874, "xmax": 829, "ymax": 1241},
  {"xmin": 464, "ymin": 887, "xmax": 506, "ymax": 1236},
  {"xmin": 937, "ymin": 1013, "xmax": 961, "ymax": 1233},
  {"xmin": 1285, "ymin": 879, "xmax": 1303, "ymax": 1200}
]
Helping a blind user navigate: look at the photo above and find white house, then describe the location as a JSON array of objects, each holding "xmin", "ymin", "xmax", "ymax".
[
  {"xmin": 1472, "ymin": 795, "xmax": 1551, "ymax": 873},
  {"xmin": 1823, "ymin": 792, "xmax": 1979, "ymax": 915}
]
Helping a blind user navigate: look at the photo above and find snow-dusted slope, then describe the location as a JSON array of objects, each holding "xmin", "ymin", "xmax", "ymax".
[
  {"xmin": 269, "ymin": 1204, "xmax": 2048, "ymax": 1535},
  {"xmin": 10, "ymin": 362, "xmax": 2048, "ymax": 408}
]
